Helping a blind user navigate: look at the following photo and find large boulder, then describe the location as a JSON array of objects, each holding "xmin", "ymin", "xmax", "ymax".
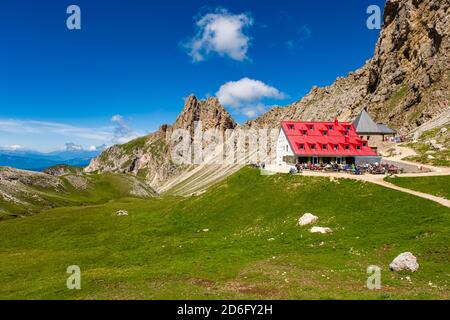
[
  {"xmin": 310, "ymin": 227, "xmax": 332, "ymax": 234},
  {"xmin": 389, "ymin": 252, "xmax": 419, "ymax": 272},
  {"xmin": 298, "ymin": 213, "xmax": 318, "ymax": 226}
]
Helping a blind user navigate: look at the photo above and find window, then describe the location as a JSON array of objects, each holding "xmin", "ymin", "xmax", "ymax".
[
  {"xmin": 334, "ymin": 145, "xmax": 339, "ymax": 151},
  {"xmin": 344, "ymin": 131, "xmax": 349, "ymax": 136},
  {"xmin": 310, "ymin": 144, "xmax": 316, "ymax": 150},
  {"xmin": 367, "ymin": 136, "xmax": 371, "ymax": 140},
  {"xmin": 323, "ymin": 131, "xmax": 328, "ymax": 136},
  {"xmin": 288, "ymin": 124, "xmax": 294, "ymax": 130},
  {"xmin": 308, "ymin": 125, "xmax": 314, "ymax": 131},
  {"xmin": 286, "ymin": 145, "xmax": 289, "ymax": 152},
  {"xmin": 345, "ymin": 145, "xmax": 350, "ymax": 150},
  {"xmin": 356, "ymin": 145, "xmax": 361, "ymax": 150},
  {"xmin": 322, "ymin": 144, "xmax": 327, "ymax": 150},
  {"xmin": 362, "ymin": 142, "xmax": 367, "ymax": 147},
  {"xmin": 299, "ymin": 144, "xmax": 305, "ymax": 150},
  {"xmin": 328, "ymin": 125, "xmax": 334, "ymax": 130},
  {"xmin": 302, "ymin": 130, "xmax": 307, "ymax": 136}
]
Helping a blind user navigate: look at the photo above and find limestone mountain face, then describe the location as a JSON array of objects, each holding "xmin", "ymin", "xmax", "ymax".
[
  {"xmin": 84, "ymin": 129, "xmax": 177, "ymax": 191},
  {"xmin": 246, "ymin": 0, "xmax": 450, "ymax": 134},
  {"xmin": 84, "ymin": 96, "xmax": 238, "ymax": 192},
  {"xmin": 173, "ymin": 96, "xmax": 237, "ymax": 133}
]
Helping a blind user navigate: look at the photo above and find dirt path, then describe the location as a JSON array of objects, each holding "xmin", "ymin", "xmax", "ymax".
[
  {"xmin": 382, "ymin": 146, "xmax": 450, "ymax": 174},
  {"xmin": 384, "ymin": 146, "xmax": 418, "ymax": 161},
  {"xmin": 265, "ymin": 158, "xmax": 450, "ymax": 208},
  {"xmin": 368, "ymin": 177, "xmax": 450, "ymax": 208},
  {"xmin": 299, "ymin": 171, "xmax": 450, "ymax": 208}
]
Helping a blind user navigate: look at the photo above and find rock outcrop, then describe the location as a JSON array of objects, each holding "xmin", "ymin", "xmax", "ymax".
[
  {"xmin": 116, "ymin": 210, "xmax": 129, "ymax": 216},
  {"xmin": 44, "ymin": 165, "xmax": 82, "ymax": 176},
  {"xmin": 84, "ymin": 96, "xmax": 238, "ymax": 192},
  {"xmin": 298, "ymin": 213, "xmax": 318, "ymax": 226},
  {"xmin": 246, "ymin": 0, "xmax": 450, "ymax": 134},
  {"xmin": 173, "ymin": 96, "xmax": 237, "ymax": 133},
  {"xmin": 310, "ymin": 227, "xmax": 333, "ymax": 234}
]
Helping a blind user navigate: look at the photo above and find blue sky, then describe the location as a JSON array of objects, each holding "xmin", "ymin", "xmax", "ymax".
[{"xmin": 0, "ymin": 0, "xmax": 385, "ymax": 152}]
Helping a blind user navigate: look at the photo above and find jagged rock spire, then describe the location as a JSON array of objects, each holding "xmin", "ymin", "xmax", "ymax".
[{"xmin": 173, "ymin": 95, "xmax": 237, "ymax": 132}]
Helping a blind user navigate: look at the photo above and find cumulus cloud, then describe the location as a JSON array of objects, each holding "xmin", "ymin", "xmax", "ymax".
[
  {"xmin": 216, "ymin": 77, "xmax": 286, "ymax": 117},
  {"xmin": 183, "ymin": 8, "xmax": 253, "ymax": 62}
]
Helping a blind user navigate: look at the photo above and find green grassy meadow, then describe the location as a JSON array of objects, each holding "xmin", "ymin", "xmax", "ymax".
[
  {"xmin": 0, "ymin": 168, "xmax": 449, "ymax": 299},
  {"xmin": 0, "ymin": 172, "xmax": 155, "ymax": 221}
]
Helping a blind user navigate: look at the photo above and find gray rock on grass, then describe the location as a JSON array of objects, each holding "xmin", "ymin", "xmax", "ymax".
[{"xmin": 390, "ymin": 252, "xmax": 419, "ymax": 272}]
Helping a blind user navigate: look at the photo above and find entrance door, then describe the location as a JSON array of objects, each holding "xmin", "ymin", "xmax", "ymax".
[
  {"xmin": 312, "ymin": 156, "xmax": 319, "ymax": 165},
  {"xmin": 336, "ymin": 157, "xmax": 343, "ymax": 164}
]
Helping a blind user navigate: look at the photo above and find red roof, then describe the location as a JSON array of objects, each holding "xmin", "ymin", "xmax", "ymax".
[{"xmin": 281, "ymin": 120, "xmax": 378, "ymax": 157}]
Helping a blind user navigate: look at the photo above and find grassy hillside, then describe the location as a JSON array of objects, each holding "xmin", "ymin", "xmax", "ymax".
[
  {"xmin": 0, "ymin": 170, "xmax": 156, "ymax": 221},
  {"xmin": 385, "ymin": 175, "xmax": 450, "ymax": 200},
  {"xmin": 403, "ymin": 124, "xmax": 450, "ymax": 167},
  {"xmin": 0, "ymin": 167, "xmax": 449, "ymax": 299}
]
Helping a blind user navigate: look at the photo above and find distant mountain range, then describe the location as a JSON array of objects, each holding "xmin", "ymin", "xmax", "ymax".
[{"xmin": 0, "ymin": 145, "xmax": 107, "ymax": 171}]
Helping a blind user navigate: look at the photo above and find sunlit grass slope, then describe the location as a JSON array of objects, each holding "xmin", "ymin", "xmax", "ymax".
[
  {"xmin": 385, "ymin": 175, "xmax": 450, "ymax": 200},
  {"xmin": 0, "ymin": 167, "xmax": 448, "ymax": 299}
]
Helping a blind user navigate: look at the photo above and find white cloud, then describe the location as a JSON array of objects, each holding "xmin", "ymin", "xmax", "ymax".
[
  {"xmin": 9, "ymin": 145, "xmax": 23, "ymax": 151},
  {"xmin": 111, "ymin": 115, "xmax": 140, "ymax": 144},
  {"xmin": 241, "ymin": 104, "xmax": 268, "ymax": 118},
  {"xmin": 0, "ymin": 119, "xmax": 112, "ymax": 141},
  {"xmin": 0, "ymin": 144, "xmax": 24, "ymax": 151},
  {"xmin": 64, "ymin": 143, "xmax": 107, "ymax": 152},
  {"xmin": 65, "ymin": 142, "xmax": 83, "ymax": 151},
  {"xmin": 0, "ymin": 117, "xmax": 143, "ymax": 150},
  {"xmin": 216, "ymin": 77, "xmax": 286, "ymax": 117},
  {"xmin": 183, "ymin": 8, "xmax": 253, "ymax": 62}
]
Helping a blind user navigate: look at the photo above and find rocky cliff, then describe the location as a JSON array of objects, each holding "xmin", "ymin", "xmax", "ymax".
[
  {"xmin": 246, "ymin": 0, "xmax": 450, "ymax": 134},
  {"xmin": 84, "ymin": 96, "xmax": 237, "ymax": 192}
]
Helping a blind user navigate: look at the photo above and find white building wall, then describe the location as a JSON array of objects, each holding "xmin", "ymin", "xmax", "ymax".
[{"xmin": 276, "ymin": 129, "xmax": 294, "ymax": 165}]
